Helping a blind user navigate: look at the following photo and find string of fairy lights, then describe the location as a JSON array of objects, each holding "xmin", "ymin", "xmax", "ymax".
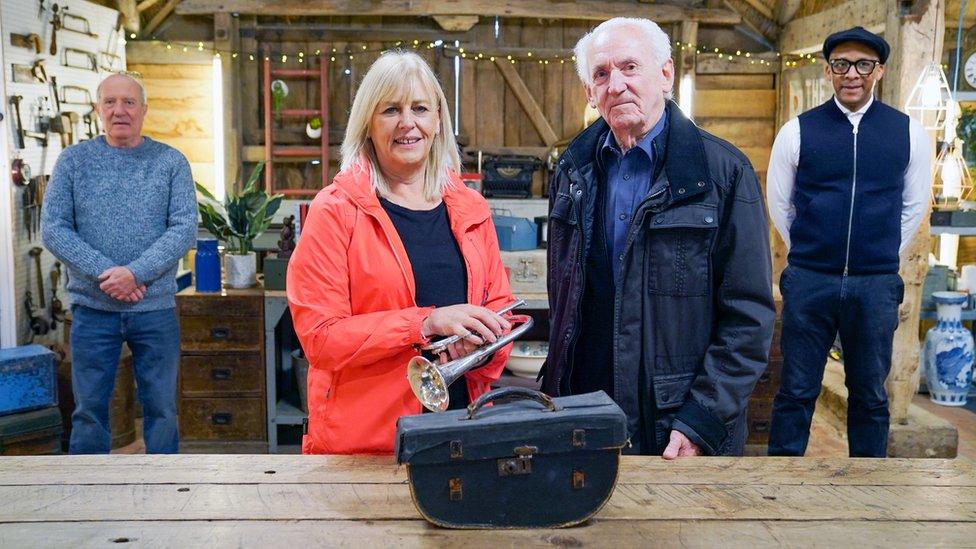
[{"xmin": 126, "ymin": 33, "xmax": 834, "ymax": 71}]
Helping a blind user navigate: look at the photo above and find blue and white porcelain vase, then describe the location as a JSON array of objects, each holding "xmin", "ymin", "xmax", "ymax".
[{"xmin": 922, "ymin": 291, "xmax": 974, "ymax": 406}]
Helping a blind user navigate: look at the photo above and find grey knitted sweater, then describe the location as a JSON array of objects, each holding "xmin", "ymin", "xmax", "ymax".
[{"xmin": 41, "ymin": 136, "xmax": 197, "ymax": 312}]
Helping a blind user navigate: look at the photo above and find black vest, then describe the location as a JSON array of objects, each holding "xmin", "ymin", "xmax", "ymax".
[{"xmin": 790, "ymin": 98, "xmax": 910, "ymax": 275}]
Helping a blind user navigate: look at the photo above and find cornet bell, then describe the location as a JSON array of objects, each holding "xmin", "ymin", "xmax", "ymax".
[{"xmin": 407, "ymin": 313, "xmax": 534, "ymax": 412}]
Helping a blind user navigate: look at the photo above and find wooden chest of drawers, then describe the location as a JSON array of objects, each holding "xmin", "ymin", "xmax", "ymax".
[{"xmin": 176, "ymin": 287, "xmax": 267, "ymax": 453}]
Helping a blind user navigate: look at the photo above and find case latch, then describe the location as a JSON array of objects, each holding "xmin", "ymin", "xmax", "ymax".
[{"xmin": 497, "ymin": 445, "xmax": 538, "ymax": 476}]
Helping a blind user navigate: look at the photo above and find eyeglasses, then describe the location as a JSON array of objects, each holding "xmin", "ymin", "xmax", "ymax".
[{"xmin": 828, "ymin": 58, "xmax": 881, "ymax": 76}]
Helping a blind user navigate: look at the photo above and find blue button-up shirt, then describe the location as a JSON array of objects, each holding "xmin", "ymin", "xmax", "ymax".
[{"xmin": 602, "ymin": 110, "xmax": 668, "ymax": 278}]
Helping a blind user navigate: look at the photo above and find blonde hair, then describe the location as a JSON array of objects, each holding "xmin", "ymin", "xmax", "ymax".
[{"xmin": 341, "ymin": 50, "xmax": 460, "ymax": 201}]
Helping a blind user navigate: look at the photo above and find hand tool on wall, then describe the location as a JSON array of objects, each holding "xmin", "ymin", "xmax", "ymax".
[
  {"xmin": 36, "ymin": 97, "xmax": 52, "ymax": 133},
  {"xmin": 10, "ymin": 33, "xmax": 43, "ymax": 53},
  {"xmin": 48, "ymin": 77, "xmax": 70, "ymax": 146},
  {"xmin": 10, "ymin": 95, "xmax": 26, "ymax": 149},
  {"xmin": 32, "ymin": 176, "xmax": 47, "ymax": 239},
  {"xmin": 29, "ymin": 247, "xmax": 46, "ymax": 309},
  {"xmin": 60, "ymin": 85, "xmax": 93, "ymax": 105},
  {"xmin": 61, "ymin": 12, "xmax": 98, "ymax": 38},
  {"xmin": 63, "ymin": 111, "xmax": 79, "ymax": 143},
  {"xmin": 10, "ymin": 95, "xmax": 49, "ymax": 147},
  {"xmin": 24, "ymin": 292, "xmax": 49, "ymax": 340},
  {"xmin": 101, "ymin": 13, "xmax": 123, "ymax": 72},
  {"xmin": 63, "ymin": 48, "xmax": 98, "ymax": 72},
  {"xmin": 50, "ymin": 262, "xmax": 64, "ymax": 328},
  {"xmin": 89, "ymin": 104, "xmax": 100, "ymax": 134},
  {"xmin": 11, "ymin": 158, "xmax": 31, "ymax": 187},
  {"xmin": 49, "ymin": 4, "xmax": 61, "ymax": 56},
  {"xmin": 82, "ymin": 112, "xmax": 96, "ymax": 139}
]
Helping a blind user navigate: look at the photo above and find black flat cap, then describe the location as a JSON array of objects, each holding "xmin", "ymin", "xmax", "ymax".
[{"xmin": 822, "ymin": 26, "xmax": 890, "ymax": 64}]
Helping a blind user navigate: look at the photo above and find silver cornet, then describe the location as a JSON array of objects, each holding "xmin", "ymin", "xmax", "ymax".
[{"xmin": 407, "ymin": 301, "xmax": 533, "ymax": 412}]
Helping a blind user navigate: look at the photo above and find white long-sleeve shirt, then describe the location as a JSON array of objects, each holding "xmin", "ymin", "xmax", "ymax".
[{"xmin": 766, "ymin": 95, "xmax": 931, "ymax": 255}]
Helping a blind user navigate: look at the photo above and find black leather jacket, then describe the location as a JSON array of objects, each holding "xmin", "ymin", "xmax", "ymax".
[{"xmin": 541, "ymin": 101, "xmax": 775, "ymax": 454}]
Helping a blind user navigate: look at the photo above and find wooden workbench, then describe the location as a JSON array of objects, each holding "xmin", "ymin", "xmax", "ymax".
[{"xmin": 0, "ymin": 455, "xmax": 973, "ymax": 546}]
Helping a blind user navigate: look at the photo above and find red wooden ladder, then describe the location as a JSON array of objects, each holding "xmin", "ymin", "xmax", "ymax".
[{"xmin": 262, "ymin": 50, "xmax": 329, "ymax": 197}]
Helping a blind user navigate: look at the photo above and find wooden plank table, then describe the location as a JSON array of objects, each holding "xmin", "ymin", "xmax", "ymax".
[{"xmin": 0, "ymin": 455, "xmax": 974, "ymax": 547}]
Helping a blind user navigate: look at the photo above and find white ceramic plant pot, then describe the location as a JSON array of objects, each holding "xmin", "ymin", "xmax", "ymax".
[
  {"xmin": 306, "ymin": 123, "xmax": 322, "ymax": 139},
  {"xmin": 225, "ymin": 252, "xmax": 257, "ymax": 289}
]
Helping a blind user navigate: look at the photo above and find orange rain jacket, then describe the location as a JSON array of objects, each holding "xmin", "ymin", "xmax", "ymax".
[{"xmin": 287, "ymin": 161, "xmax": 514, "ymax": 454}]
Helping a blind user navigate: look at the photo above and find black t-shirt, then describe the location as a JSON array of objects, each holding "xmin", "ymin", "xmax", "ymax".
[{"xmin": 380, "ymin": 197, "xmax": 470, "ymax": 409}]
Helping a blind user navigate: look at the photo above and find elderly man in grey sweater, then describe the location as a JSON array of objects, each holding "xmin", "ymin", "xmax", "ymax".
[{"xmin": 42, "ymin": 73, "xmax": 197, "ymax": 454}]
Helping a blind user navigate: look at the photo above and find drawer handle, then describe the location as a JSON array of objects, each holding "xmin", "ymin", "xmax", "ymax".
[
  {"xmin": 759, "ymin": 372, "xmax": 771, "ymax": 383},
  {"xmin": 211, "ymin": 412, "xmax": 233, "ymax": 425},
  {"xmin": 210, "ymin": 326, "xmax": 231, "ymax": 340},
  {"xmin": 211, "ymin": 368, "xmax": 232, "ymax": 380},
  {"xmin": 752, "ymin": 420, "xmax": 770, "ymax": 433}
]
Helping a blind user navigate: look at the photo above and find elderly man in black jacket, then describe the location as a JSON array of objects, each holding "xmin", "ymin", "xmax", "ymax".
[{"xmin": 541, "ymin": 17, "xmax": 775, "ymax": 457}]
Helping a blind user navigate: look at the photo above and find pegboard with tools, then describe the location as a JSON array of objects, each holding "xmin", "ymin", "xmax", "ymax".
[{"xmin": 3, "ymin": 0, "xmax": 126, "ymax": 346}]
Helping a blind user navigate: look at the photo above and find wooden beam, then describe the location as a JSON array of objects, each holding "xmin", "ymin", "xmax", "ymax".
[
  {"xmin": 883, "ymin": 0, "xmax": 943, "ymax": 426},
  {"xmin": 773, "ymin": 0, "xmax": 802, "ymax": 26},
  {"xmin": 176, "ymin": 1, "xmax": 742, "ymax": 24},
  {"xmin": 144, "ymin": 0, "xmax": 178, "ymax": 36},
  {"xmin": 695, "ymin": 52, "xmax": 779, "ymax": 74},
  {"xmin": 136, "ymin": 0, "xmax": 162, "ymax": 13},
  {"xmin": 251, "ymin": 24, "xmax": 470, "ymax": 42},
  {"xmin": 492, "ymin": 58, "xmax": 559, "ymax": 147},
  {"xmin": 445, "ymin": 46, "xmax": 573, "ymax": 60},
  {"xmin": 215, "ymin": 12, "xmax": 242, "ymax": 189},
  {"xmin": 674, "ymin": 21, "xmax": 697, "ymax": 108},
  {"xmin": 779, "ymin": 0, "xmax": 885, "ymax": 55},
  {"xmin": 126, "ymin": 40, "xmax": 216, "ymax": 64},
  {"xmin": 737, "ymin": 0, "xmax": 774, "ymax": 19},
  {"xmin": 432, "ymin": 15, "xmax": 479, "ymax": 32},
  {"xmin": 116, "ymin": 0, "xmax": 140, "ymax": 33},
  {"xmin": 725, "ymin": 0, "xmax": 781, "ymax": 42}
]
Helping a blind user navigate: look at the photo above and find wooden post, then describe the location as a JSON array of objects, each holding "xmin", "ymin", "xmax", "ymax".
[
  {"xmin": 116, "ymin": 0, "xmax": 140, "ymax": 34},
  {"xmin": 214, "ymin": 13, "xmax": 242, "ymax": 192},
  {"xmin": 674, "ymin": 21, "xmax": 697, "ymax": 109},
  {"xmin": 881, "ymin": 0, "xmax": 944, "ymax": 425}
]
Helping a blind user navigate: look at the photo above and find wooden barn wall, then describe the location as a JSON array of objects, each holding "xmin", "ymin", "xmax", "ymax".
[
  {"xmin": 126, "ymin": 49, "xmax": 215, "ymax": 195},
  {"xmin": 237, "ymin": 18, "xmax": 781, "ymax": 201},
  {"xmin": 238, "ymin": 17, "xmax": 594, "ymax": 195}
]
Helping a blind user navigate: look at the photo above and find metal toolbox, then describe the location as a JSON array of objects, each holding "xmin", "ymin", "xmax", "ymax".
[
  {"xmin": 493, "ymin": 213, "xmax": 538, "ymax": 251},
  {"xmin": 0, "ymin": 345, "xmax": 57, "ymax": 416}
]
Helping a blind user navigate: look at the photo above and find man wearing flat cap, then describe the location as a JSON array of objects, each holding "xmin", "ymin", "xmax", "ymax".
[{"xmin": 766, "ymin": 26, "xmax": 931, "ymax": 457}]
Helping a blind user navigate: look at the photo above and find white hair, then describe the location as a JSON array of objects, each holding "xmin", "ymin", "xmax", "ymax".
[
  {"xmin": 96, "ymin": 73, "xmax": 147, "ymax": 104},
  {"xmin": 574, "ymin": 17, "xmax": 673, "ymax": 98}
]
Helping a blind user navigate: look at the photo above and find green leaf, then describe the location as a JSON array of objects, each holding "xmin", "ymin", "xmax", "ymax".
[
  {"xmin": 195, "ymin": 181, "xmax": 218, "ymax": 202},
  {"xmin": 241, "ymin": 162, "xmax": 265, "ymax": 196}
]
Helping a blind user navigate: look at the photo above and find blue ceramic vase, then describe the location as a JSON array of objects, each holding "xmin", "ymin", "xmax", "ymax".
[
  {"xmin": 195, "ymin": 238, "xmax": 222, "ymax": 292},
  {"xmin": 922, "ymin": 291, "xmax": 974, "ymax": 406}
]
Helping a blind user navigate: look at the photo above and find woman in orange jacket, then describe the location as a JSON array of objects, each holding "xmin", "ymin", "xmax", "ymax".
[{"xmin": 286, "ymin": 51, "xmax": 516, "ymax": 454}]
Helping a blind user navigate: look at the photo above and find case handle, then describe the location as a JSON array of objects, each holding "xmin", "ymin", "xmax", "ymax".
[{"xmin": 466, "ymin": 386, "xmax": 557, "ymax": 420}]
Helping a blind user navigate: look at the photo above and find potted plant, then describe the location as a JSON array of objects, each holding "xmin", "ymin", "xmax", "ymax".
[
  {"xmin": 306, "ymin": 116, "xmax": 322, "ymax": 139},
  {"xmin": 195, "ymin": 162, "xmax": 283, "ymax": 288}
]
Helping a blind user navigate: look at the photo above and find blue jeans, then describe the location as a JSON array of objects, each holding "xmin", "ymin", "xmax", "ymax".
[
  {"xmin": 69, "ymin": 305, "xmax": 180, "ymax": 454},
  {"xmin": 768, "ymin": 265, "xmax": 903, "ymax": 458}
]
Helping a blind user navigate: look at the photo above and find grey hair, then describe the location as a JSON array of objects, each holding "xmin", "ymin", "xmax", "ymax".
[
  {"xmin": 340, "ymin": 50, "xmax": 460, "ymax": 202},
  {"xmin": 96, "ymin": 73, "xmax": 147, "ymax": 104},
  {"xmin": 573, "ymin": 17, "xmax": 674, "ymax": 98}
]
